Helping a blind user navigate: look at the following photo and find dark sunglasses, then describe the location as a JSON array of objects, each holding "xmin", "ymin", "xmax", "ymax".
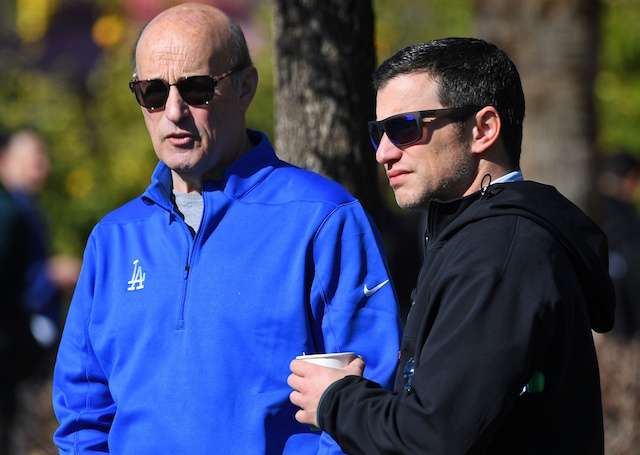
[
  {"xmin": 129, "ymin": 67, "xmax": 244, "ymax": 110},
  {"xmin": 368, "ymin": 106, "xmax": 480, "ymax": 150}
]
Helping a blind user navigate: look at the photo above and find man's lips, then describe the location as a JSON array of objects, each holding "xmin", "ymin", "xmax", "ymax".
[
  {"xmin": 386, "ymin": 169, "xmax": 410, "ymax": 186},
  {"xmin": 165, "ymin": 132, "xmax": 196, "ymax": 147}
]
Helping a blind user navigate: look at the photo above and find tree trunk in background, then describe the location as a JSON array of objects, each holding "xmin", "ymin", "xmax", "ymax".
[
  {"xmin": 475, "ymin": 0, "xmax": 600, "ymax": 215},
  {"xmin": 272, "ymin": 0, "xmax": 423, "ymax": 321},
  {"xmin": 272, "ymin": 0, "xmax": 380, "ymax": 221}
]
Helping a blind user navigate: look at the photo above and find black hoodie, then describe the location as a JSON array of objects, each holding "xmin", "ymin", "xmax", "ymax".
[{"xmin": 318, "ymin": 181, "xmax": 615, "ymax": 455}]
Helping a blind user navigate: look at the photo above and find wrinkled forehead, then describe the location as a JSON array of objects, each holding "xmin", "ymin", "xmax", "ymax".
[{"xmin": 136, "ymin": 10, "xmax": 230, "ymax": 75}]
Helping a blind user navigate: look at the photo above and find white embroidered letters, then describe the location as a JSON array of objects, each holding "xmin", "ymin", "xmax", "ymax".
[{"xmin": 127, "ymin": 259, "xmax": 146, "ymax": 291}]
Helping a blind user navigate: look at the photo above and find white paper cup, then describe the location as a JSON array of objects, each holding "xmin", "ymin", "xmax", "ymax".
[
  {"xmin": 295, "ymin": 352, "xmax": 356, "ymax": 431},
  {"xmin": 295, "ymin": 352, "xmax": 356, "ymax": 369}
]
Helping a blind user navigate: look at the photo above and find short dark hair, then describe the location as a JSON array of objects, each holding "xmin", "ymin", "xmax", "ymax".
[{"xmin": 372, "ymin": 37, "xmax": 525, "ymax": 167}]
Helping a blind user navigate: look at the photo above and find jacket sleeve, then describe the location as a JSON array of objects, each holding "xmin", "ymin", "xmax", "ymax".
[
  {"xmin": 53, "ymin": 234, "xmax": 115, "ymax": 453},
  {"xmin": 311, "ymin": 201, "xmax": 403, "ymax": 454},
  {"xmin": 317, "ymin": 259, "xmax": 560, "ymax": 454}
]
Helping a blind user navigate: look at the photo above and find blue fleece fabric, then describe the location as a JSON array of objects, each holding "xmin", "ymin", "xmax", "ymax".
[{"xmin": 52, "ymin": 131, "xmax": 402, "ymax": 454}]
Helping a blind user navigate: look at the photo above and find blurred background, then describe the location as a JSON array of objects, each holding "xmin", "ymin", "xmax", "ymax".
[{"xmin": 1, "ymin": 0, "xmax": 639, "ymax": 453}]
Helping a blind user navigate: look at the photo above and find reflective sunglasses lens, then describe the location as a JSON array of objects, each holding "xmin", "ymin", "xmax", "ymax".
[
  {"xmin": 368, "ymin": 122, "xmax": 383, "ymax": 150},
  {"xmin": 137, "ymin": 80, "xmax": 169, "ymax": 109},
  {"xmin": 178, "ymin": 77, "xmax": 217, "ymax": 106},
  {"xmin": 386, "ymin": 115, "xmax": 421, "ymax": 146}
]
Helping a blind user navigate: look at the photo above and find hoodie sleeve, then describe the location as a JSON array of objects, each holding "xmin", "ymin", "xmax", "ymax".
[
  {"xmin": 53, "ymin": 234, "xmax": 114, "ymax": 453},
  {"xmin": 317, "ymin": 267, "xmax": 551, "ymax": 454}
]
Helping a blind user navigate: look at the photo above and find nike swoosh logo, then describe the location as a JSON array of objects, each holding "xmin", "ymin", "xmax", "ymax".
[{"xmin": 364, "ymin": 279, "xmax": 390, "ymax": 297}]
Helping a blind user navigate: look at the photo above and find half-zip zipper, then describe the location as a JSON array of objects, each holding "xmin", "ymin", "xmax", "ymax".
[
  {"xmin": 176, "ymin": 210, "xmax": 200, "ymax": 330},
  {"xmin": 176, "ymin": 188, "xmax": 210, "ymax": 329}
]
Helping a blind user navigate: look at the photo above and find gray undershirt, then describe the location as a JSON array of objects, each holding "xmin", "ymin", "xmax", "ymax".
[{"xmin": 172, "ymin": 190, "xmax": 204, "ymax": 236}]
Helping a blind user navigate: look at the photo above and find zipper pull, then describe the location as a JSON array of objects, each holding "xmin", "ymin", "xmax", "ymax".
[{"xmin": 520, "ymin": 371, "xmax": 545, "ymax": 395}]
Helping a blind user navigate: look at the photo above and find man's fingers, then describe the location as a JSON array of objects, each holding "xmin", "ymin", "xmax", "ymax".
[
  {"xmin": 291, "ymin": 356, "xmax": 366, "ymax": 376},
  {"xmin": 294, "ymin": 408, "xmax": 315, "ymax": 426},
  {"xmin": 288, "ymin": 378, "xmax": 315, "ymax": 409},
  {"xmin": 290, "ymin": 358, "xmax": 312, "ymax": 376},
  {"xmin": 290, "ymin": 390, "xmax": 317, "ymax": 426},
  {"xmin": 289, "ymin": 357, "xmax": 362, "ymax": 430},
  {"xmin": 287, "ymin": 372, "xmax": 297, "ymax": 389},
  {"xmin": 288, "ymin": 361, "xmax": 312, "ymax": 397},
  {"xmin": 289, "ymin": 389, "xmax": 301, "ymax": 407},
  {"xmin": 345, "ymin": 356, "xmax": 366, "ymax": 376}
]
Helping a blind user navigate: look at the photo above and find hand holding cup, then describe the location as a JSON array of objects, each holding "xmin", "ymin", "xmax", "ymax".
[{"xmin": 288, "ymin": 352, "xmax": 365, "ymax": 429}]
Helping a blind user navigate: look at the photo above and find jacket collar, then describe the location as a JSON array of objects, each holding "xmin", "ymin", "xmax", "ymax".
[
  {"xmin": 143, "ymin": 129, "xmax": 278, "ymax": 208},
  {"xmin": 426, "ymin": 190, "xmax": 483, "ymax": 243}
]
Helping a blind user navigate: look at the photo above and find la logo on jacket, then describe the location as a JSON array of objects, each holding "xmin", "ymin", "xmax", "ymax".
[{"xmin": 127, "ymin": 259, "xmax": 146, "ymax": 291}]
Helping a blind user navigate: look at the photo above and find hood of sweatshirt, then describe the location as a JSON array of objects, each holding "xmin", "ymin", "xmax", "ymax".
[{"xmin": 429, "ymin": 180, "xmax": 615, "ymax": 333}]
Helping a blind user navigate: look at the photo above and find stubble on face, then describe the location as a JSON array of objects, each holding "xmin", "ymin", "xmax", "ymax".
[
  {"xmin": 394, "ymin": 143, "xmax": 474, "ymax": 210},
  {"xmin": 377, "ymin": 74, "xmax": 476, "ymax": 210}
]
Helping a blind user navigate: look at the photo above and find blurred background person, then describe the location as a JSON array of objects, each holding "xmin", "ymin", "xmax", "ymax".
[
  {"xmin": 597, "ymin": 151, "xmax": 640, "ymax": 341},
  {"xmin": 0, "ymin": 129, "xmax": 31, "ymax": 454},
  {"xmin": 0, "ymin": 129, "xmax": 81, "ymax": 369}
]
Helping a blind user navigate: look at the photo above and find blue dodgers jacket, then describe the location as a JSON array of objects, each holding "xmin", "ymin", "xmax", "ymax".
[{"xmin": 52, "ymin": 131, "xmax": 402, "ymax": 454}]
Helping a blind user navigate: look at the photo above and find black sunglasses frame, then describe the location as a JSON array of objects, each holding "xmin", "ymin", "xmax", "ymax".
[
  {"xmin": 368, "ymin": 106, "xmax": 480, "ymax": 150},
  {"xmin": 129, "ymin": 66, "xmax": 245, "ymax": 110}
]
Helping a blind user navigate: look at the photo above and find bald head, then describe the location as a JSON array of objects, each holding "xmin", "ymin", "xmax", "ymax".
[{"xmin": 132, "ymin": 3, "xmax": 252, "ymax": 77}]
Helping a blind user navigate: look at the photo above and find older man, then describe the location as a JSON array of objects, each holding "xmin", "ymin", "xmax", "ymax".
[{"xmin": 53, "ymin": 4, "xmax": 401, "ymax": 454}]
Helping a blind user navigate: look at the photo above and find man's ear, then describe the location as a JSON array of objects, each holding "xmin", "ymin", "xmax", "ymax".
[
  {"xmin": 238, "ymin": 66, "xmax": 258, "ymax": 113},
  {"xmin": 471, "ymin": 106, "xmax": 501, "ymax": 154}
]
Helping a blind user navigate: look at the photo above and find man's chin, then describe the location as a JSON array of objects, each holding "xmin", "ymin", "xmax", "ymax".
[
  {"xmin": 396, "ymin": 195, "xmax": 429, "ymax": 212},
  {"xmin": 164, "ymin": 154, "xmax": 200, "ymax": 172}
]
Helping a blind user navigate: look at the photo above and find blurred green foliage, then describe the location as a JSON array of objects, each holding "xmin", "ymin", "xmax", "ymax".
[
  {"xmin": 0, "ymin": 32, "xmax": 153, "ymax": 256},
  {"xmin": 0, "ymin": 0, "xmax": 637, "ymax": 258},
  {"xmin": 597, "ymin": 0, "xmax": 640, "ymax": 155},
  {"xmin": 373, "ymin": 0, "xmax": 472, "ymax": 62}
]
